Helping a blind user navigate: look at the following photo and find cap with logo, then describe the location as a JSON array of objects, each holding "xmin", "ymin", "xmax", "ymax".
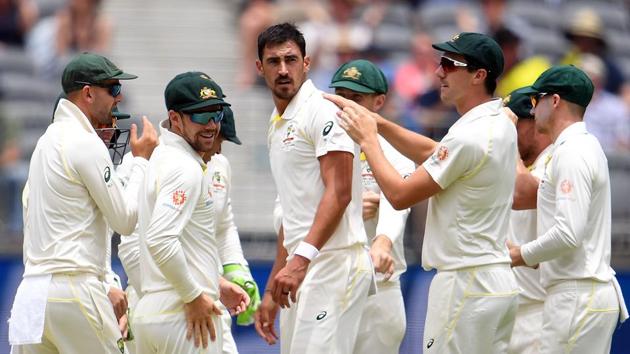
[
  {"xmin": 220, "ymin": 106, "xmax": 241, "ymax": 145},
  {"xmin": 165, "ymin": 71, "xmax": 230, "ymax": 113},
  {"xmin": 329, "ymin": 59, "xmax": 388, "ymax": 94},
  {"xmin": 62, "ymin": 52, "xmax": 137, "ymax": 93},
  {"xmin": 432, "ymin": 32, "xmax": 504, "ymax": 79},
  {"xmin": 503, "ymin": 87, "xmax": 534, "ymax": 119},
  {"xmin": 520, "ymin": 65, "xmax": 594, "ymax": 108}
]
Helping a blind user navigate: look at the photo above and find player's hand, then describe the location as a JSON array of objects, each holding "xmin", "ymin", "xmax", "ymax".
[
  {"xmin": 507, "ymin": 240, "xmax": 527, "ymax": 267},
  {"xmin": 219, "ymin": 277, "xmax": 250, "ymax": 316},
  {"xmin": 254, "ymin": 291, "xmax": 280, "ymax": 345},
  {"xmin": 118, "ymin": 313, "xmax": 129, "ymax": 339},
  {"xmin": 130, "ymin": 116, "xmax": 159, "ymax": 160},
  {"xmin": 324, "ymin": 93, "xmax": 379, "ymax": 147},
  {"xmin": 362, "ymin": 190, "xmax": 380, "ymax": 220},
  {"xmin": 271, "ymin": 255, "xmax": 309, "ymax": 308},
  {"xmin": 107, "ymin": 287, "xmax": 128, "ymax": 320},
  {"xmin": 223, "ymin": 264, "xmax": 262, "ymax": 325},
  {"xmin": 184, "ymin": 293, "xmax": 222, "ymax": 348},
  {"xmin": 370, "ymin": 235, "xmax": 395, "ymax": 281}
]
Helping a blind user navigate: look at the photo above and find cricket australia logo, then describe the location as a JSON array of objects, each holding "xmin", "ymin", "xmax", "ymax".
[
  {"xmin": 281, "ymin": 122, "xmax": 297, "ymax": 151},
  {"xmin": 212, "ymin": 171, "xmax": 225, "ymax": 191},
  {"xmin": 342, "ymin": 67, "xmax": 362, "ymax": 80},
  {"xmin": 200, "ymin": 86, "xmax": 217, "ymax": 99}
]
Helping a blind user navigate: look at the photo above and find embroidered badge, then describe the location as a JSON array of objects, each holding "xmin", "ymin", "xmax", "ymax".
[
  {"xmin": 199, "ymin": 86, "xmax": 217, "ymax": 99},
  {"xmin": 437, "ymin": 146, "xmax": 449, "ymax": 161},
  {"xmin": 341, "ymin": 67, "xmax": 362, "ymax": 80},
  {"xmin": 560, "ymin": 179, "xmax": 572, "ymax": 194},
  {"xmin": 172, "ymin": 190, "xmax": 187, "ymax": 206}
]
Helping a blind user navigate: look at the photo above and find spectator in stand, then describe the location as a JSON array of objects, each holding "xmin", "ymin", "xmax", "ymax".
[
  {"xmin": 393, "ymin": 32, "xmax": 438, "ymax": 105},
  {"xmin": 578, "ymin": 54, "xmax": 630, "ymax": 153},
  {"xmin": 0, "ymin": 0, "xmax": 37, "ymax": 47}
]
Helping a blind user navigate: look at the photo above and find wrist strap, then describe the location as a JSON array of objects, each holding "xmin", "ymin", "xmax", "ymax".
[{"xmin": 294, "ymin": 241, "xmax": 319, "ymax": 261}]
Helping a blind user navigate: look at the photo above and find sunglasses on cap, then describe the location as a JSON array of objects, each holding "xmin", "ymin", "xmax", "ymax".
[
  {"xmin": 185, "ymin": 110, "xmax": 224, "ymax": 125},
  {"xmin": 530, "ymin": 92, "xmax": 548, "ymax": 108},
  {"xmin": 75, "ymin": 81, "xmax": 122, "ymax": 97},
  {"xmin": 439, "ymin": 56, "xmax": 468, "ymax": 73}
]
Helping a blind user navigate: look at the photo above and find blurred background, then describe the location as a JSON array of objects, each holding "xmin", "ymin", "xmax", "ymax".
[{"xmin": 0, "ymin": 0, "xmax": 629, "ymax": 353}]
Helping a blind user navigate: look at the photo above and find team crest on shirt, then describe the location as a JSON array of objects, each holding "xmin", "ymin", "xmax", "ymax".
[
  {"xmin": 281, "ymin": 121, "xmax": 297, "ymax": 150},
  {"xmin": 212, "ymin": 171, "xmax": 225, "ymax": 191},
  {"xmin": 172, "ymin": 190, "xmax": 187, "ymax": 206},
  {"xmin": 560, "ymin": 179, "xmax": 573, "ymax": 194},
  {"xmin": 437, "ymin": 146, "xmax": 449, "ymax": 161}
]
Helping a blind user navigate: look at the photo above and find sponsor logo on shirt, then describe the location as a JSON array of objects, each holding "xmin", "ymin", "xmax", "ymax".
[
  {"xmin": 322, "ymin": 121, "xmax": 334, "ymax": 136},
  {"xmin": 316, "ymin": 310, "xmax": 327, "ymax": 320},
  {"xmin": 427, "ymin": 338, "xmax": 434, "ymax": 349},
  {"xmin": 104, "ymin": 166, "xmax": 111, "ymax": 183}
]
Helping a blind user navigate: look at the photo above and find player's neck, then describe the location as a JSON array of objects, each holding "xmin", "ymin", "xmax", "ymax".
[{"xmin": 455, "ymin": 94, "xmax": 494, "ymax": 116}]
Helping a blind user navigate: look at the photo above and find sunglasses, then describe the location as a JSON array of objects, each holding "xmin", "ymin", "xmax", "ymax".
[
  {"xmin": 530, "ymin": 92, "xmax": 548, "ymax": 108},
  {"xmin": 75, "ymin": 81, "xmax": 122, "ymax": 97},
  {"xmin": 186, "ymin": 110, "xmax": 224, "ymax": 125},
  {"xmin": 439, "ymin": 56, "xmax": 468, "ymax": 73}
]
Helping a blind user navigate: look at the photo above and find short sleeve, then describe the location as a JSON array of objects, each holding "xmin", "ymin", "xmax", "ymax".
[
  {"xmin": 422, "ymin": 133, "xmax": 481, "ymax": 189},
  {"xmin": 311, "ymin": 99, "xmax": 355, "ymax": 158}
]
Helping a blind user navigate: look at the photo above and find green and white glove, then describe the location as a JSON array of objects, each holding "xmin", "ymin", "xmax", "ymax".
[{"xmin": 223, "ymin": 263, "xmax": 261, "ymax": 325}]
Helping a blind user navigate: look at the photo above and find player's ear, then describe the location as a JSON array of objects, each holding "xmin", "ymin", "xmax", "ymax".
[
  {"xmin": 255, "ymin": 60, "xmax": 264, "ymax": 76},
  {"xmin": 303, "ymin": 55, "xmax": 311, "ymax": 73},
  {"xmin": 373, "ymin": 94, "xmax": 386, "ymax": 111}
]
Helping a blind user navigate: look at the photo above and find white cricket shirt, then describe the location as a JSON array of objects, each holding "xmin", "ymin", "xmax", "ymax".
[
  {"xmin": 508, "ymin": 145, "xmax": 552, "ymax": 302},
  {"xmin": 23, "ymin": 99, "xmax": 147, "ymax": 277},
  {"xmin": 362, "ymin": 136, "xmax": 415, "ymax": 282},
  {"xmin": 138, "ymin": 121, "xmax": 219, "ymax": 302},
  {"xmin": 422, "ymin": 99, "xmax": 517, "ymax": 271},
  {"xmin": 267, "ymin": 79, "xmax": 367, "ymax": 254},
  {"xmin": 521, "ymin": 122, "xmax": 615, "ymax": 288}
]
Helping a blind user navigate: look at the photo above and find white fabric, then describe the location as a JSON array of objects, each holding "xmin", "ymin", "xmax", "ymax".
[
  {"xmin": 540, "ymin": 279, "xmax": 619, "ymax": 354},
  {"xmin": 22, "ymin": 99, "xmax": 147, "ymax": 277},
  {"xmin": 422, "ymin": 99, "xmax": 517, "ymax": 271},
  {"xmin": 220, "ymin": 304, "xmax": 238, "ymax": 354},
  {"xmin": 353, "ymin": 282, "xmax": 405, "ymax": 354},
  {"xmin": 507, "ymin": 301, "xmax": 544, "ymax": 354},
  {"xmin": 267, "ymin": 79, "xmax": 367, "ymax": 254},
  {"xmin": 208, "ymin": 154, "xmax": 248, "ymax": 266},
  {"xmin": 361, "ymin": 136, "xmax": 415, "ymax": 282},
  {"xmin": 423, "ymin": 264, "xmax": 519, "ymax": 354},
  {"xmin": 279, "ymin": 245, "xmax": 371, "ymax": 354},
  {"xmin": 612, "ymin": 276, "xmax": 629, "ymax": 323},
  {"xmin": 133, "ymin": 290, "xmax": 223, "ymax": 354},
  {"xmin": 508, "ymin": 145, "xmax": 553, "ymax": 303},
  {"xmin": 8, "ymin": 274, "xmax": 52, "ymax": 345},
  {"xmin": 521, "ymin": 122, "xmax": 616, "ymax": 288},
  {"xmin": 11, "ymin": 274, "xmax": 125, "ymax": 354},
  {"xmin": 138, "ymin": 121, "xmax": 220, "ymax": 303}
]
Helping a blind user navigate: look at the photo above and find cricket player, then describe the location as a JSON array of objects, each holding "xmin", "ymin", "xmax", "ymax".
[
  {"xmin": 503, "ymin": 88, "xmax": 552, "ymax": 354},
  {"xmin": 133, "ymin": 72, "xmax": 248, "ymax": 354},
  {"xmin": 509, "ymin": 65, "xmax": 628, "ymax": 354},
  {"xmin": 327, "ymin": 59, "xmax": 415, "ymax": 354},
  {"xmin": 253, "ymin": 23, "xmax": 372, "ymax": 354},
  {"xmin": 9, "ymin": 52, "xmax": 158, "ymax": 354},
  {"xmin": 326, "ymin": 32, "xmax": 519, "ymax": 353}
]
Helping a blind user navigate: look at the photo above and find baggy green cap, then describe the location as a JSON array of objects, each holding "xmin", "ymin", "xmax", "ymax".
[
  {"xmin": 520, "ymin": 65, "xmax": 594, "ymax": 108},
  {"xmin": 329, "ymin": 59, "xmax": 388, "ymax": 94},
  {"xmin": 53, "ymin": 92, "xmax": 130, "ymax": 121},
  {"xmin": 62, "ymin": 52, "xmax": 137, "ymax": 93},
  {"xmin": 432, "ymin": 32, "xmax": 504, "ymax": 78},
  {"xmin": 503, "ymin": 87, "xmax": 534, "ymax": 119},
  {"xmin": 220, "ymin": 107, "xmax": 241, "ymax": 145},
  {"xmin": 164, "ymin": 71, "xmax": 230, "ymax": 112}
]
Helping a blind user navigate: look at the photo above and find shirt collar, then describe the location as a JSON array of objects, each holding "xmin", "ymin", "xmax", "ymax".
[
  {"xmin": 159, "ymin": 120, "xmax": 207, "ymax": 168},
  {"xmin": 54, "ymin": 98, "xmax": 98, "ymax": 134},
  {"xmin": 555, "ymin": 121, "xmax": 588, "ymax": 146},
  {"xmin": 450, "ymin": 98, "xmax": 504, "ymax": 130},
  {"xmin": 270, "ymin": 79, "xmax": 318, "ymax": 122}
]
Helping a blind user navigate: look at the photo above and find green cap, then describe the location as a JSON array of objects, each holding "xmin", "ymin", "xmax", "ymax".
[
  {"xmin": 329, "ymin": 59, "xmax": 388, "ymax": 94},
  {"xmin": 164, "ymin": 71, "xmax": 230, "ymax": 112},
  {"xmin": 220, "ymin": 107, "xmax": 241, "ymax": 145},
  {"xmin": 62, "ymin": 52, "xmax": 137, "ymax": 93},
  {"xmin": 503, "ymin": 87, "xmax": 534, "ymax": 119},
  {"xmin": 432, "ymin": 32, "xmax": 504, "ymax": 78},
  {"xmin": 520, "ymin": 65, "xmax": 594, "ymax": 108}
]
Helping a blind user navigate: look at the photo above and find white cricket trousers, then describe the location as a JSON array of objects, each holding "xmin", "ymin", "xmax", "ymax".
[
  {"xmin": 280, "ymin": 244, "xmax": 372, "ymax": 354},
  {"xmin": 423, "ymin": 263, "xmax": 519, "ymax": 354},
  {"xmin": 11, "ymin": 273, "xmax": 126, "ymax": 354},
  {"xmin": 508, "ymin": 299, "xmax": 544, "ymax": 354}
]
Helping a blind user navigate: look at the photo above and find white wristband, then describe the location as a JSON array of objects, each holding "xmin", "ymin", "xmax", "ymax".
[{"xmin": 294, "ymin": 241, "xmax": 319, "ymax": 261}]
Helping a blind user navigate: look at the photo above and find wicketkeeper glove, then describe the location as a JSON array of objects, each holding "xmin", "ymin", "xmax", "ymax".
[{"xmin": 223, "ymin": 263, "xmax": 261, "ymax": 325}]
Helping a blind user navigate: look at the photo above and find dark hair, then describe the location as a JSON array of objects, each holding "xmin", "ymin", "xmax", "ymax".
[{"xmin": 257, "ymin": 23, "xmax": 306, "ymax": 60}]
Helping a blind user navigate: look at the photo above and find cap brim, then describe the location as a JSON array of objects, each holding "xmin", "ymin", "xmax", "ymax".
[
  {"xmin": 112, "ymin": 112, "xmax": 131, "ymax": 119},
  {"xmin": 517, "ymin": 86, "xmax": 540, "ymax": 95},
  {"xmin": 226, "ymin": 135, "xmax": 242, "ymax": 145},
  {"xmin": 432, "ymin": 42, "xmax": 462, "ymax": 54},
  {"xmin": 181, "ymin": 99, "xmax": 231, "ymax": 112},
  {"xmin": 111, "ymin": 72, "xmax": 138, "ymax": 80},
  {"xmin": 329, "ymin": 81, "xmax": 376, "ymax": 94}
]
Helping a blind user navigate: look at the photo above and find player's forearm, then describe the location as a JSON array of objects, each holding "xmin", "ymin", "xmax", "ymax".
[
  {"xmin": 361, "ymin": 140, "xmax": 409, "ymax": 210},
  {"xmin": 303, "ymin": 180, "xmax": 351, "ymax": 250},
  {"xmin": 375, "ymin": 193, "xmax": 410, "ymax": 245},
  {"xmin": 520, "ymin": 225, "xmax": 580, "ymax": 266},
  {"xmin": 151, "ymin": 243, "xmax": 203, "ymax": 303},
  {"xmin": 377, "ymin": 116, "xmax": 437, "ymax": 164},
  {"xmin": 217, "ymin": 206, "xmax": 247, "ymax": 266},
  {"xmin": 512, "ymin": 159, "xmax": 539, "ymax": 210}
]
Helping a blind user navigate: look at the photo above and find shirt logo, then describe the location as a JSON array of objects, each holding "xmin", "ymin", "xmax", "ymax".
[
  {"xmin": 212, "ymin": 171, "xmax": 225, "ymax": 190},
  {"xmin": 427, "ymin": 338, "xmax": 435, "ymax": 349},
  {"xmin": 560, "ymin": 179, "xmax": 573, "ymax": 194},
  {"xmin": 316, "ymin": 311, "xmax": 327, "ymax": 320},
  {"xmin": 341, "ymin": 67, "xmax": 362, "ymax": 81},
  {"xmin": 281, "ymin": 121, "xmax": 297, "ymax": 151},
  {"xmin": 323, "ymin": 121, "xmax": 334, "ymax": 136},
  {"xmin": 200, "ymin": 86, "xmax": 217, "ymax": 99},
  {"xmin": 437, "ymin": 146, "xmax": 449, "ymax": 161},
  {"xmin": 172, "ymin": 190, "xmax": 187, "ymax": 206},
  {"xmin": 104, "ymin": 166, "xmax": 111, "ymax": 183}
]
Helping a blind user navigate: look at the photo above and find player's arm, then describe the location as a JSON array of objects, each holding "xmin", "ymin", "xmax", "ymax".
[
  {"xmin": 255, "ymin": 225, "xmax": 285, "ymax": 345},
  {"xmin": 511, "ymin": 152, "xmax": 591, "ymax": 267},
  {"xmin": 512, "ymin": 158, "xmax": 539, "ymax": 210}
]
